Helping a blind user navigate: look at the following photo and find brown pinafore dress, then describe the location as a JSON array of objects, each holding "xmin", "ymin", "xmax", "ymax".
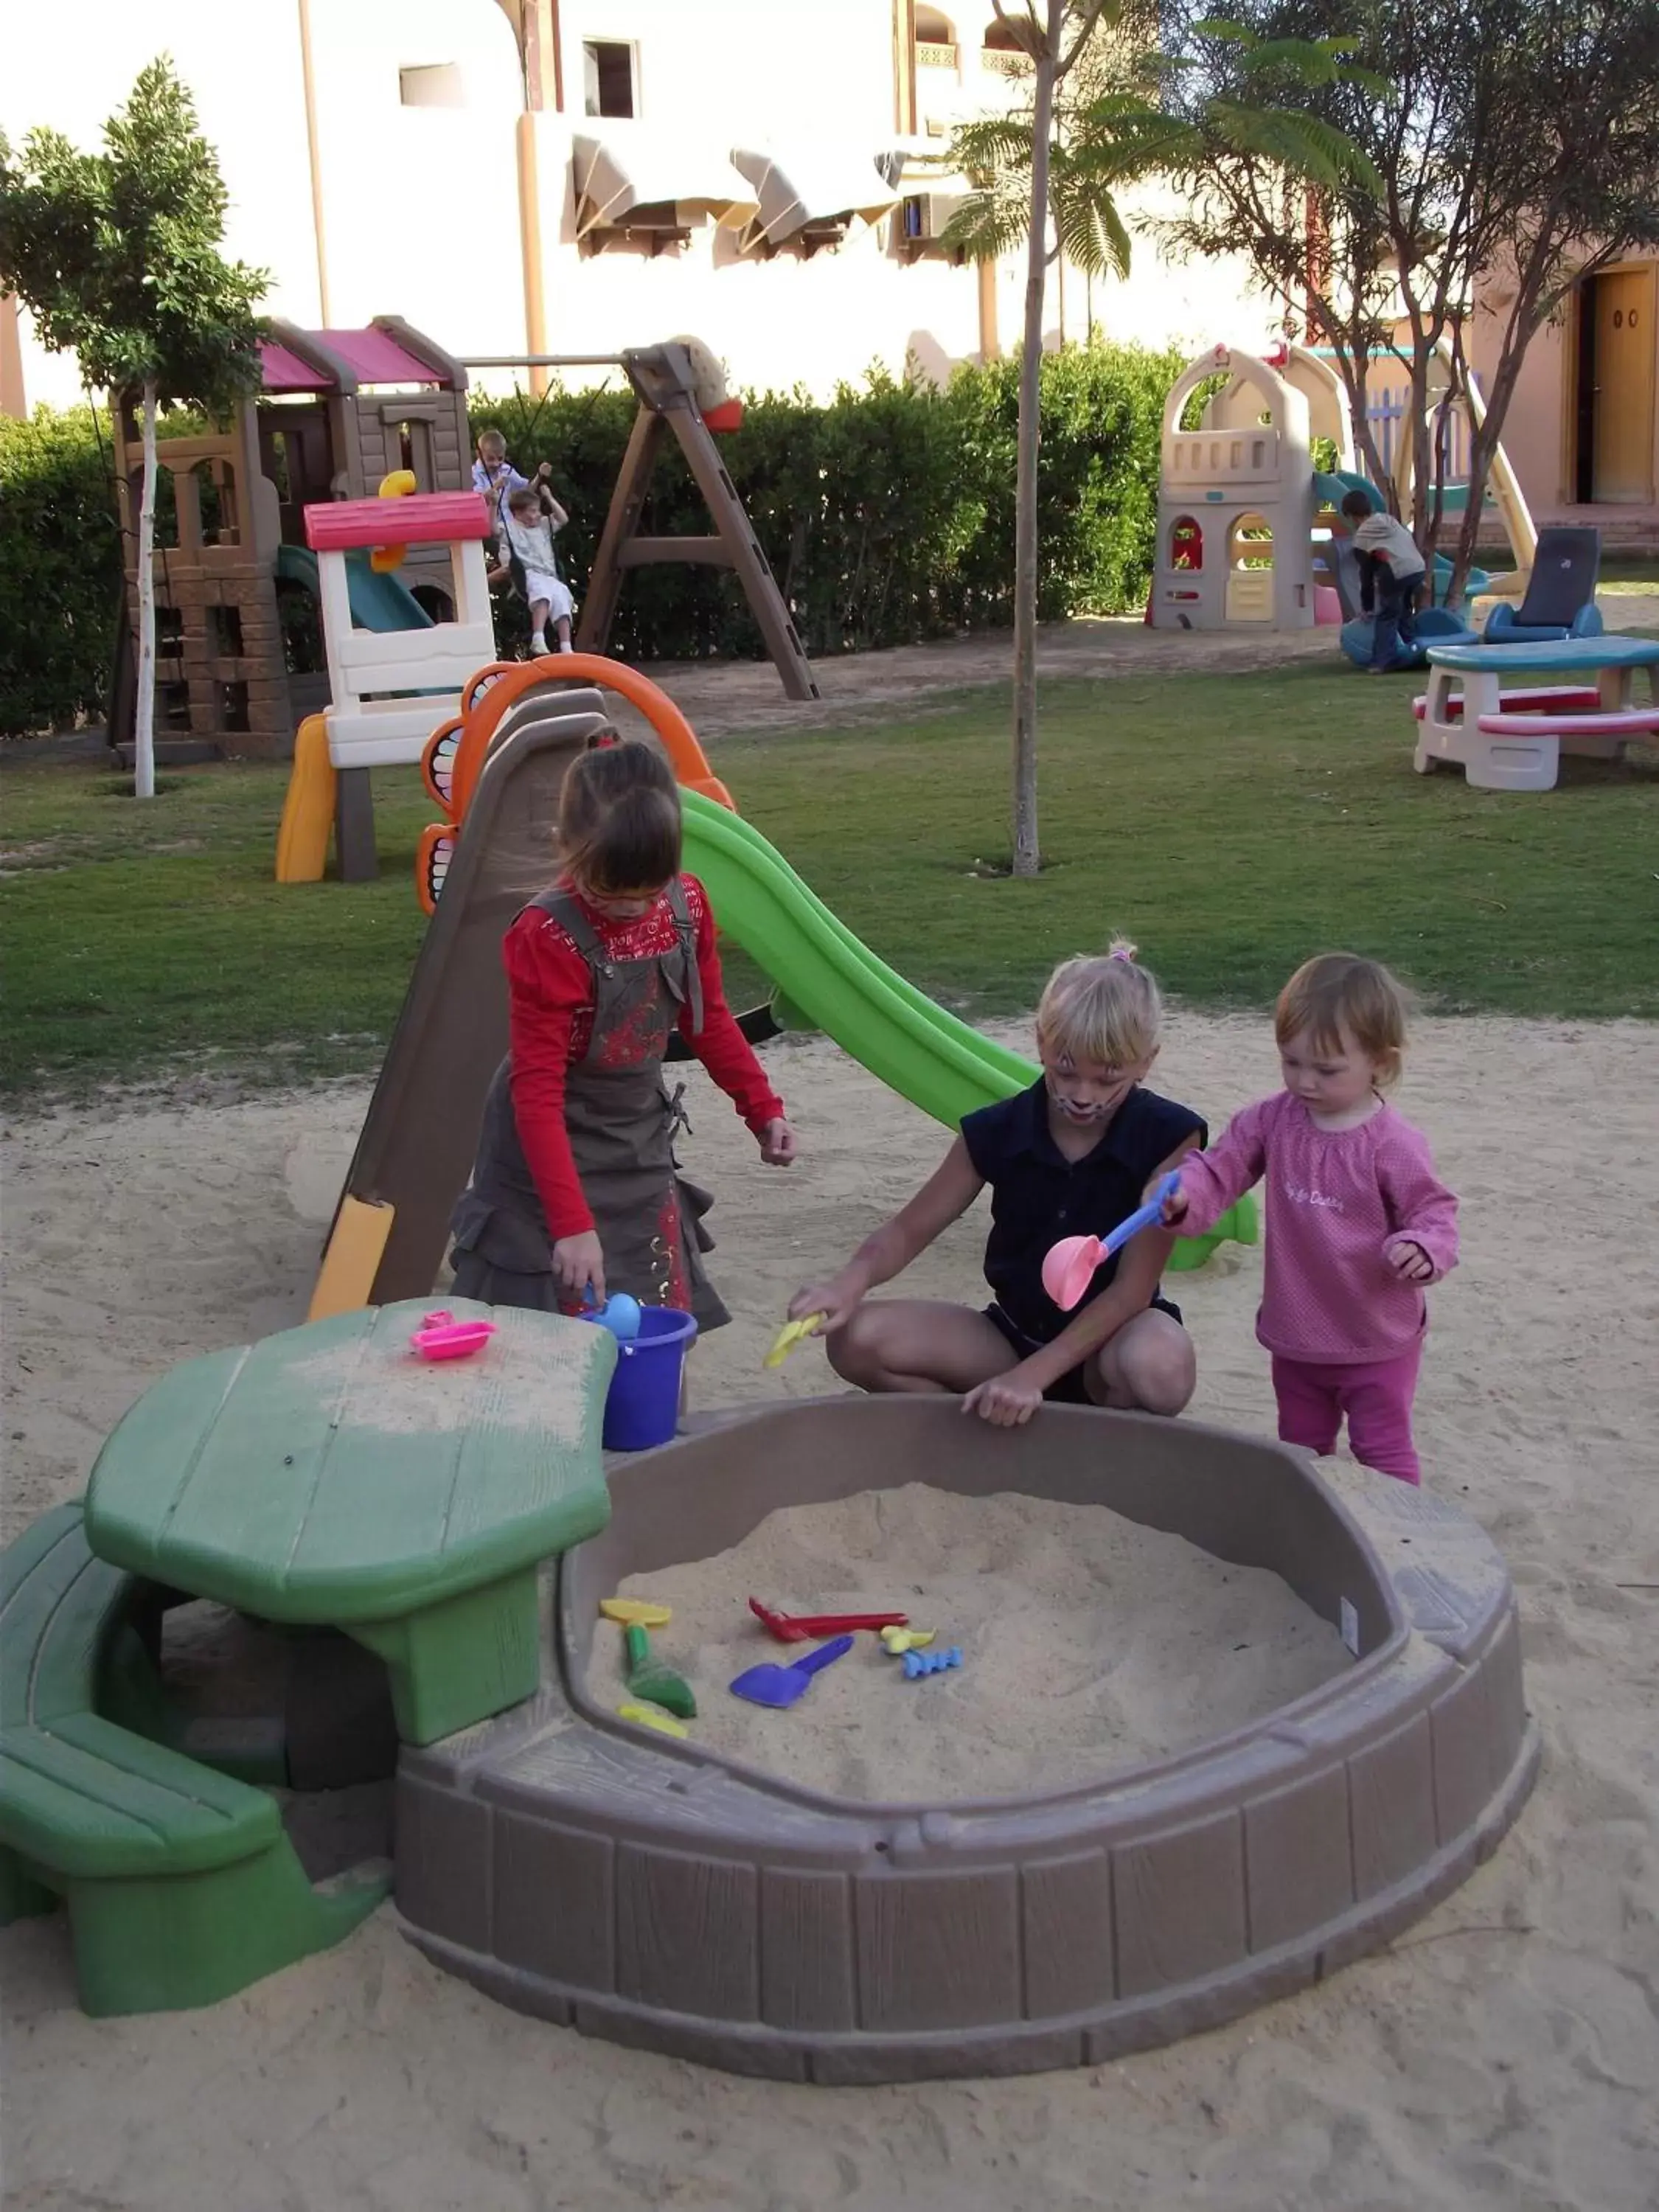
[{"xmin": 448, "ymin": 880, "xmax": 730, "ymax": 1329}]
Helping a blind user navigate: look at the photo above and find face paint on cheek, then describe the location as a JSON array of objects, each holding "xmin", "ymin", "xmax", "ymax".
[{"xmin": 1046, "ymin": 1079, "xmax": 1113, "ymax": 1124}]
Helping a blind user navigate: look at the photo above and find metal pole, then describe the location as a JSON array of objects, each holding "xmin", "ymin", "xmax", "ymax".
[
  {"xmin": 296, "ymin": 0, "xmax": 332, "ymax": 324},
  {"xmin": 459, "ymin": 354, "xmax": 627, "ymax": 370}
]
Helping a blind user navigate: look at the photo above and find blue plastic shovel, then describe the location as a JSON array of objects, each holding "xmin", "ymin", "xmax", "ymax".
[{"xmin": 728, "ymin": 1633, "xmax": 854, "ymax": 1710}]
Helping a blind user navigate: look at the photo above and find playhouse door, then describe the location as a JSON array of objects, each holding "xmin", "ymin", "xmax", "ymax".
[{"xmin": 1591, "ymin": 267, "xmax": 1656, "ymax": 504}]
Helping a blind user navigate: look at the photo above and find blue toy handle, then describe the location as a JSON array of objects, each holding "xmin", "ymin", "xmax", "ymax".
[
  {"xmin": 1099, "ymin": 1170, "xmax": 1183, "ymax": 1260},
  {"xmin": 793, "ymin": 1634, "xmax": 855, "ymax": 1676}
]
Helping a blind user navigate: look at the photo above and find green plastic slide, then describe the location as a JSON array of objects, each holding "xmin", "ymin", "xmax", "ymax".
[
  {"xmin": 274, "ymin": 541, "xmax": 433, "ymax": 632},
  {"xmin": 679, "ymin": 792, "xmax": 1256, "ymax": 1270}
]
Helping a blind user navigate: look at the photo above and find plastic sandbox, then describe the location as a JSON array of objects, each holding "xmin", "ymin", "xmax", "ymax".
[{"xmin": 394, "ymin": 1395, "xmax": 1538, "ymax": 2084}]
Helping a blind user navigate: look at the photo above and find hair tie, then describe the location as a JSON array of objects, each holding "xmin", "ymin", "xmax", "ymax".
[{"xmin": 1110, "ymin": 945, "xmax": 1135, "ymax": 964}]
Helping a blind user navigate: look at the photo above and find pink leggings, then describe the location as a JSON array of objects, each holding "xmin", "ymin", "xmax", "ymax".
[{"xmin": 1270, "ymin": 1343, "xmax": 1423, "ymax": 1486}]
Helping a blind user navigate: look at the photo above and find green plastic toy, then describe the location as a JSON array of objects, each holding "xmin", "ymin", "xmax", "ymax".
[{"xmin": 623, "ymin": 1621, "xmax": 696, "ymax": 1719}]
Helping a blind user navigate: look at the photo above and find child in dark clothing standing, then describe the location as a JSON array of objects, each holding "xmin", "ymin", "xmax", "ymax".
[
  {"xmin": 1341, "ymin": 490, "xmax": 1428, "ymax": 672},
  {"xmin": 451, "ymin": 738, "xmax": 796, "ymax": 1326}
]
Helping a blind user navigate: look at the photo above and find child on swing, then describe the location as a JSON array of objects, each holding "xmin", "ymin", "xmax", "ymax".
[
  {"xmin": 495, "ymin": 478, "xmax": 577, "ymax": 656},
  {"xmin": 450, "ymin": 737, "xmax": 797, "ymax": 1329}
]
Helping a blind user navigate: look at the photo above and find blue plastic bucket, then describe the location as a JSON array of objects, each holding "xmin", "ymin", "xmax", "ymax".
[{"xmin": 600, "ymin": 1304, "xmax": 698, "ymax": 1450}]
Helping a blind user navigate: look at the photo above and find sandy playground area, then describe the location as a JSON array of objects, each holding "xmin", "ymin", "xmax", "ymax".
[{"xmin": 2, "ymin": 1010, "xmax": 1657, "ymax": 2211}]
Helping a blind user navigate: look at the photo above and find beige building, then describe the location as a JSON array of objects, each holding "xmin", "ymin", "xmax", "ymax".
[
  {"xmin": 1470, "ymin": 257, "xmax": 1658, "ymax": 545},
  {"xmin": 2, "ymin": 0, "xmax": 1275, "ymax": 417}
]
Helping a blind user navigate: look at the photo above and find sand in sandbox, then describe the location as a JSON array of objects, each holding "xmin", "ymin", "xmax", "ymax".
[{"xmin": 616, "ymin": 1482, "xmax": 1352, "ymax": 1803}]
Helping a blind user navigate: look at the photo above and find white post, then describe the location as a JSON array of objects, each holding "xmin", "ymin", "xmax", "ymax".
[
  {"xmin": 133, "ymin": 379, "xmax": 159, "ymax": 799},
  {"xmin": 1011, "ymin": 1, "xmax": 1062, "ymax": 880}
]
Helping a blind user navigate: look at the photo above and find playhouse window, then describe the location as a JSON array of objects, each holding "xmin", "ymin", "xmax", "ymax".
[
  {"xmin": 1228, "ymin": 512, "xmax": 1275, "ymax": 569},
  {"xmin": 411, "ymin": 583, "xmax": 454, "ymax": 624},
  {"xmin": 217, "ymin": 680, "xmax": 251, "ymax": 734},
  {"xmin": 394, "ymin": 418, "xmax": 436, "ymax": 490},
  {"xmin": 265, "ymin": 429, "xmax": 291, "ymax": 504},
  {"xmin": 192, "ymin": 459, "xmax": 240, "ymax": 548},
  {"xmin": 1169, "ymin": 515, "xmax": 1203, "ymax": 571},
  {"xmin": 147, "ymin": 467, "xmax": 181, "ymax": 550},
  {"xmin": 208, "ymin": 604, "xmax": 245, "ymax": 659},
  {"xmin": 583, "ymin": 41, "xmax": 638, "ymax": 118}
]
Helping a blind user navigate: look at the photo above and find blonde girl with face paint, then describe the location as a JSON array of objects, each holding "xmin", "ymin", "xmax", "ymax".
[{"xmin": 787, "ymin": 940, "xmax": 1206, "ymax": 1425}]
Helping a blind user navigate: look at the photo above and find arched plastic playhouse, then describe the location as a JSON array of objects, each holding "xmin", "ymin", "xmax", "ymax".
[{"xmin": 1152, "ymin": 345, "xmax": 1315, "ymax": 632}]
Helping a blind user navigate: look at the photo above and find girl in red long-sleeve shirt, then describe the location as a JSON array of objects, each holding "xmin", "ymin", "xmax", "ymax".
[{"xmin": 450, "ymin": 737, "xmax": 796, "ymax": 1326}]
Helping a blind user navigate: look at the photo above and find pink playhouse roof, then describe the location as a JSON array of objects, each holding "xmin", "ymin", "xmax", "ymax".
[
  {"xmin": 260, "ymin": 327, "xmax": 451, "ymax": 394},
  {"xmin": 259, "ymin": 339, "xmax": 332, "ymax": 392},
  {"xmin": 305, "ymin": 492, "xmax": 491, "ymax": 551},
  {"xmin": 316, "ymin": 327, "xmax": 447, "ymax": 386}
]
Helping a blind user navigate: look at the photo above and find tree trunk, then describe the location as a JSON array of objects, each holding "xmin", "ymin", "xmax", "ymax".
[
  {"xmin": 133, "ymin": 379, "xmax": 159, "ymax": 799},
  {"xmin": 1011, "ymin": 4, "xmax": 1060, "ymax": 880}
]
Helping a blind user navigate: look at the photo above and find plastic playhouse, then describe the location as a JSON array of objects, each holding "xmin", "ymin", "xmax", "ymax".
[
  {"xmin": 1151, "ymin": 344, "xmax": 1316, "ymax": 632},
  {"xmin": 1151, "ymin": 339, "xmax": 1548, "ymax": 669},
  {"xmin": 108, "ymin": 319, "xmax": 473, "ymax": 763},
  {"xmin": 274, "ymin": 482, "xmax": 498, "ymax": 883}
]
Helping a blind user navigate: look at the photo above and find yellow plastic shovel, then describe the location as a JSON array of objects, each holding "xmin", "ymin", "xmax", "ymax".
[{"xmin": 764, "ymin": 1313, "xmax": 823, "ymax": 1370}]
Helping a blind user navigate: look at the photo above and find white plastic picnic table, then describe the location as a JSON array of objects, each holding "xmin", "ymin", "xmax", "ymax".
[{"xmin": 1413, "ymin": 635, "xmax": 1659, "ymax": 791}]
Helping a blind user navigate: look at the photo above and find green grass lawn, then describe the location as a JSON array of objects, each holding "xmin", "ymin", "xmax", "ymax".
[{"xmin": 2, "ymin": 658, "xmax": 1656, "ymax": 1105}]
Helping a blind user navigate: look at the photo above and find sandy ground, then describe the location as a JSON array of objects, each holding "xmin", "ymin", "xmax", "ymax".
[
  {"xmin": 3, "ymin": 1012, "xmax": 1658, "ymax": 2210},
  {"xmin": 618, "ymin": 1486, "xmax": 1350, "ymax": 1802}
]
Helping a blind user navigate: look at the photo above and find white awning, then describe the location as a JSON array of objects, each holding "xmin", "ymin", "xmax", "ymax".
[
  {"xmin": 728, "ymin": 147, "xmax": 900, "ymax": 251},
  {"xmin": 571, "ymin": 131, "xmax": 756, "ymax": 240}
]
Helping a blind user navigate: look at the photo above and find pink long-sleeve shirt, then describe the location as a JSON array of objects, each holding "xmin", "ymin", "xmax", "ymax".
[{"xmin": 1177, "ymin": 1092, "xmax": 1458, "ymax": 1364}]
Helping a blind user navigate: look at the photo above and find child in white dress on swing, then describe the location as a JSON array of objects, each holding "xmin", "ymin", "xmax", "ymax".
[{"xmin": 495, "ymin": 478, "xmax": 577, "ymax": 655}]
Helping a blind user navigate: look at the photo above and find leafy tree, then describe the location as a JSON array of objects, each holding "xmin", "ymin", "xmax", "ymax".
[
  {"xmin": 0, "ymin": 58, "xmax": 266, "ymax": 793},
  {"xmin": 1155, "ymin": 0, "xmax": 1659, "ymax": 595},
  {"xmin": 947, "ymin": 7, "xmax": 1374, "ymax": 873}
]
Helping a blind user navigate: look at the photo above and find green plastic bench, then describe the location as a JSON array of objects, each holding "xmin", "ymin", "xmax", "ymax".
[{"xmin": 0, "ymin": 1503, "xmax": 387, "ymax": 2016}]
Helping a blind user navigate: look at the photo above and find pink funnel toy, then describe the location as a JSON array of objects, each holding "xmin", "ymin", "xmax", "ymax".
[
  {"xmin": 1040, "ymin": 1172, "xmax": 1183, "ymax": 1312},
  {"xmin": 409, "ymin": 1310, "xmax": 498, "ymax": 1362}
]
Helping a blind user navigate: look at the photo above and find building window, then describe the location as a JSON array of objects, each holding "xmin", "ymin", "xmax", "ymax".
[
  {"xmin": 399, "ymin": 63, "xmax": 465, "ymax": 108},
  {"xmin": 984, "ymin": 20, "xmax": 1033, "ymax": 74},
  {"xmin": 583, "ymin": 41, "xmax": 639, "ymax": 118},
  {"xmin": 916, "ymin": 7, "xmax": 959, "ymax": 68},
  {"xmin": 895, "ymin": 192, "xmax": 969, "ymax": 265}
]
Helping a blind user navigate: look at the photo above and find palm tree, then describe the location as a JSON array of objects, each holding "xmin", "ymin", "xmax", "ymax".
[{"xmin": 947, "ymin": 9, "xmax": 1378, "ymax": 876}]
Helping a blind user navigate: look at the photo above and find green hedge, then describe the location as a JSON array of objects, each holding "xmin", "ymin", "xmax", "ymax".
[
  {"xmin": 471, "ymin": 343, "xmax": 1181, "ymax": 663},
  {"xmin": 0, "ymin": 405, "xmax": 125, "ymax": 736},
  {"xmin": 1, "ymin": 345, "xmax": 1180, "ymax": 734}
]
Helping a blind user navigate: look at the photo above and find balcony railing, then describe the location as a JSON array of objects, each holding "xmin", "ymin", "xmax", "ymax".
[
  {"xmin": 984, "ymin": 46, "xmax": 1034, "ymax": 74},
  {"xmin": 916, "ymin": 39, "xmax": 959, "ymax": 68}
]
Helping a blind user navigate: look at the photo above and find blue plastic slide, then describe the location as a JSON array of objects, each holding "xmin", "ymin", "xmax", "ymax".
[{"xmin": 274, "ymin": 541, "xmax": 434, "ymax": 631}]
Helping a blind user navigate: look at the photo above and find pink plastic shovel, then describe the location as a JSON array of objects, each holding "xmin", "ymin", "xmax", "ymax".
[
  {"xmin": 408, "ymin": 1310, "xmax": 498, "ymax": 1361},
  {"xmin": 1040, "ymin": 1172, "xmax": 1183, "ymax": 1312}
]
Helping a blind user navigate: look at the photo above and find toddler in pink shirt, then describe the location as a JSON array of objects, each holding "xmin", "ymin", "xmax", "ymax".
[{"xmin": 1161, "ymin": 953, "xmax": 1457, "ymax": 1484}]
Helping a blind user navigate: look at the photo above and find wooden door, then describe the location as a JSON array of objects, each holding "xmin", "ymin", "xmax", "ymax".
[{"xmin": 1591, "ymin": 267, "xmax": 1656, "ymax": 504}]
